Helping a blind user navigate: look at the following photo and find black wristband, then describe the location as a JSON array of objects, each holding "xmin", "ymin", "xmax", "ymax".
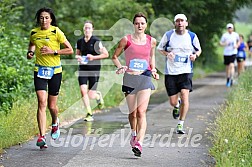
[{"xmin": 27, "ymin": 50, "xmax": 34, "ymax": 56}]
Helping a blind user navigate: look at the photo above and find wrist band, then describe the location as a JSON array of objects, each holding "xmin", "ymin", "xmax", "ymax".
[{"xmin": 27, "ymin": 50, "xmax": 34, "ymax": 56}]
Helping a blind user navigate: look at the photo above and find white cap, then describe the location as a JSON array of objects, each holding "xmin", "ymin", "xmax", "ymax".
[
  {"xmin": 174, "ymin": 14, "xmax": 187, "ymax": 22},
  {"xmin": 226, "ymin": 23, "xmax": 234, "ymax": 29}
]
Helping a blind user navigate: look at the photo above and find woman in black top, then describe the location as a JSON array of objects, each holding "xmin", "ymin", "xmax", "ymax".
[{"xmin": 76, "ymin": 20, "xmax": 109, "ymax": 121}]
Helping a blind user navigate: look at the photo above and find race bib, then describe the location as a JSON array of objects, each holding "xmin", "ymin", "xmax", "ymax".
[
  {"xmin": 37, "ymin": 66, "xmax": 54, "ymax": 79},
  {"xmin": 174, "ymin": 55, "xmax": 188, "ymax": 63},
  {"xmin": 237, "ymin": 51, "xmax": 244, "ymax": 57},
  {"xmin": 81, "ymin": 55, "xmax": 89, "ymax": 64},
  {"xmin": 129, "ymin": 59, "xmax": 148, "ymax": 72}
]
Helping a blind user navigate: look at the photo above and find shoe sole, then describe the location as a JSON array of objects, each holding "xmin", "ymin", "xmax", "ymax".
[
  {"xmin": 40, "ymin": 145, "xmax": 48, "ymax": 150},
  {"xmin": 84, "ymin": 117, "xmax": 94, "ymax": 122},
  {"xmin": 36, "ymin": 141, "xmax": 46, "ymax": 147},
  {"xmin": 132, "ymin": 147, "xmax": 141, "ymax": 157},
  {"xmin": 176, "ymin": 130, "xmax": 185, "ymax": 134}
]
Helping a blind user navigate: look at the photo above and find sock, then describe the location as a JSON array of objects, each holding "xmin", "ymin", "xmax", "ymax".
[
  {"xmin": 175, "ymin": 102, "xmax": 180, "ymax": 108},
  {"xmin": 87, "ymin": 106, "xmax": 92, "ymax": 115},
  {"xmin": 178, "ymin": 120, "xmax": 184, "ymax": 126},
  {"xmin": 131, "ymin": 130, "xmax": 137, "ymax": 137},
  {"xmin": 138, "ymin": 141, "xmax": 143, "ymax": 146}
]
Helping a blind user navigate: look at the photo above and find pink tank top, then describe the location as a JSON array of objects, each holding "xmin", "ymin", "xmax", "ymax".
[{"xmin": 124, "ymin": 34, "xmax": 152, "ymax": 72}]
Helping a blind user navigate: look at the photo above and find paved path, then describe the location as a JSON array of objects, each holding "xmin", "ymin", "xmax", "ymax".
[{"xmin": 0, "ymin": 72, "xmax": 228, "ymax": 167}]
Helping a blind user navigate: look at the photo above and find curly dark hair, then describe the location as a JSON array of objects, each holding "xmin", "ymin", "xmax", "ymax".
[{"xmin": 35, "ymin": 7, "xmax": 57, "ymax": 26}]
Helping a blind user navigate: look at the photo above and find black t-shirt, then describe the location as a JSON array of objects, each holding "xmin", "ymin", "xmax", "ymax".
[
  {"xmin": 247, "ymin": 39, "xmax": 252, "ymax": 49},
  {"xmin": 76, "ymin": 36, "xmax": 102, "ymax": 71}
]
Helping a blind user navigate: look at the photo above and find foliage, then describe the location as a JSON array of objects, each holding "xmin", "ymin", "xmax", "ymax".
[
  {"xmin": 0, "ymin": 0, "xmax": 34, "ymax": 113},
  {"xmin": 147, "ymin": 0, "xmax": 252, "ymax": 67},
  {"xmin": 210, "ymin": 68, "xmax": 252, "ymax": 166}
]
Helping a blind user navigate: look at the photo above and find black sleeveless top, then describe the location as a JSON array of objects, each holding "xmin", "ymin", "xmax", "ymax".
[{"xmin": 76, "ymin": 36, "xmax": 101, "ymax": 71}]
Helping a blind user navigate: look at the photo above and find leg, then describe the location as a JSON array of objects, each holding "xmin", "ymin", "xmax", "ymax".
[
  {"xmin": 125, "ymin": 94, "xmax": 137, "ymax": 133},
  {"xmin": 178, "ymin": 89, "xmax": 190, "ymax": 121},
  {"xmin": 80, "ymin": 84, "xmax": 91, "ymax": 112},
  {"xmin": 135, "ymin": 89, "xmax": 151, "ymax": 143},
  {"xmin": 36, "ymin": 90, "xmax": 48, "ymax": 136},
  {"xmin": 48, "ymin": 95, "xmax": 59, "ymax": 124},
  {"xmin": 169, "ymin": 93, "xmax": 180, "ymax": 107},
  {"xmin": 230, "ymin": 63, "xmax": 235, "ymax": 79}
]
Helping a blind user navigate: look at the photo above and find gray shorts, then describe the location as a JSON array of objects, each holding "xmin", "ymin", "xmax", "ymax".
[{"xmin": 122, "ymin": 70, "xmax": 155, "ymax": 94}]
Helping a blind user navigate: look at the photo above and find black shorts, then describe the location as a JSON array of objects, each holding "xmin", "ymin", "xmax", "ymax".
[
  {"xmin": 78, "ymin": 70, "xmax": 100, "ymax": 90},
  {"xmin": 224, "ymin": 55, "xmax": 236, "ymax": 65},
  {"xmin": 236, "ymin": 57, "xmax": 246, "ymax": 62},
  {"xmin": 165, "ymin": 73, "xmax": 193, "ymax": 96},
  {"xmin": 34, "ymin": 72, "xmax": 62, "ymax": 96},
  {"xmin": 122, "ymin": 70, "xmax": 155, "ymax": 95}
]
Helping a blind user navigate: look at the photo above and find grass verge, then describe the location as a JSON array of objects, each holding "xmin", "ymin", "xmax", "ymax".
[{"xmin": 209, "ymin": 68, "xmax": 252, "ymax": 166}]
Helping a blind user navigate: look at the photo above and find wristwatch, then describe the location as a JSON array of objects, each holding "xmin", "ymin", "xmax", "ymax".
[{"xmin": 54, "ymin": 50, "xmax": 58, "ymax": 55}]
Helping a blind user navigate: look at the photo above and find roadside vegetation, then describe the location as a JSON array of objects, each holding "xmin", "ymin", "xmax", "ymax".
[{"xmin": 209, "ymin": 67, "xmax": 252, "ymax": 166}]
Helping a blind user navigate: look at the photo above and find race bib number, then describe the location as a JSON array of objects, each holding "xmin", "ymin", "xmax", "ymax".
[
  {"xmin": 81, "ymin": 55, "xmax": 89, "ymax": 64},
  {"xmin": 37, "ymin": 66, "xmax": 54, "ymax": 79},
  {"xmin": 237, "ymin": 51, "xmax": 244, "ymax": 57},
  {"xmin": 129, "ymin": 59, "xmax": 148, "ymax": 72},
  {"xmin": 174, "ymin": 55, "xmax": 188, "ymax": 63}
]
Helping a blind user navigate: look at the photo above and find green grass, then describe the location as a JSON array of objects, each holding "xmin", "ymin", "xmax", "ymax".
[
  {"xmin": 235, "ymin": 22, "xmax": 252, "ymax": 41},
  {"xmin": 209, "ymin": 68, "xmax": 252, "ymax": 166}
]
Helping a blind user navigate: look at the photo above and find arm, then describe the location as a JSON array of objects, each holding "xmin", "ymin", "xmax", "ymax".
[
  {"xmin": 58, "ymin": 40, "xmax": 74, "ymax": 55},
  {"xmin": 244, "ymin": 43, "xmax": 249, "ymax": 52},
  {"xmin": 88, "ymin": 43, "xmax": 109, "ymax": 60},
  {"xmin": 40, "ymin": 40, "xmax": 73, "ymax": 55},
  {"xmin": 219, "ymin": 34, "xmax": 227, "ymax": 47},
  {"xmin": 112, "ymin": 36, "xmax": 128, "ymax": 74},
  {"xmin": 150, "ymin": 37, "xmax": 159, "ymax": 80},
  {"xmin": 112, "ymin": 37, "xmax": 127, "ymax": 67},
  {"xmin": 27, "ymin": 41, "xmax": 35, "ymax": 59}
]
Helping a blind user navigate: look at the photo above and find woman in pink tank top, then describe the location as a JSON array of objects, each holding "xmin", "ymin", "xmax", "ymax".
[{"xmin": 112, "ymin": 12, "xmax": 159, "ymax": 157}]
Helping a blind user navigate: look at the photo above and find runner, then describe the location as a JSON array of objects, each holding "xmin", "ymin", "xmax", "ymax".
[
  {"xmin": 76, "ymin": 20, "xmax": 109, "ymax": 122},
  {"xmin": 157, "ymin": 13, "xmax": 202, "ymax": 134},
  {"xmin": 237, "ymin": 34, "xmax": 248, "ymax": 76},
  {"xmin": 247, "ymin": 34, "xmax": 252, "ymax": 59},
  {"xmin": 219, "ymin": 23, "xmax": 240, "ymax": 87},
  {"xmin": 26, "ymin": 7, "xmax": 73, "ymax": 149},
  {"xmin": 112, "ymin": 12, "xmax": 159, "ymax": 157}
]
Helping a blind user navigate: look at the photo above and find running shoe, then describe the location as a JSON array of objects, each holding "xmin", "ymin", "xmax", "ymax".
[
  {"xmin": 176, "ymin": 124, "xmax": 185, "ymax": 134},
  {"xmin": 132, "ymin": 141, "xmax": 142, "ymax": 157},
  {"xmin": 36, "ymin": 135, "xmax": 48, "ymax": 149},
  {"xmin": 84, "ymin": 113, "xmax": 94, "ymax": 122},
  {"xmin": 96, "ymin": 91, "xmax": 104, "ymax": 109},
  {"xmin": 51, "ymin": 117, "xmax": 60, "ymax": 140},
  {"xmin": 172, "ymin": 98, "xmax": 181, "ymax": 119},
  {"xmin": 130, "ymin": 136, "xmax": 137, "ymax": 148},
  {"xmin": 226, "ymin": 78, "xmax": 232, "ymax": 87}
]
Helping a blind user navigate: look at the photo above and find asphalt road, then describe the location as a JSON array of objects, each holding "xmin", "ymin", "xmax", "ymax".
[{"xmin": 0, "ymin": 72, "xmax": 229, "ymax": 167}]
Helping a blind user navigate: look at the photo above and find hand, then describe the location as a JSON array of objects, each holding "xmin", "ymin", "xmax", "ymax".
[
  {"xmin": 87, "ymin": 54, "xmax": 94, "ymax": 61},
  {"xmin": 152, "ymin": 72, "xmax": 159, "ymax": 80},
  {"xmin": 27, "ymin": 51, "xmax": 34, "ymax": 59},
  {"xmin": 75, "ymin": 55, "xmax": 82, "ymax": 62},
  {"xmin": 116, "ymin": 66, "xmax": 128, "ymax": 74},
  {"xmin": 190, "ymin": 54, "xmax": 197, "ymax": 62},
  {"xmin": 40, "ymin": 46, "xmax": 53, "ymax": 55},
  {"xmin": 167, "ymin": 52, "xmax": 175, "ymax": 61}
]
